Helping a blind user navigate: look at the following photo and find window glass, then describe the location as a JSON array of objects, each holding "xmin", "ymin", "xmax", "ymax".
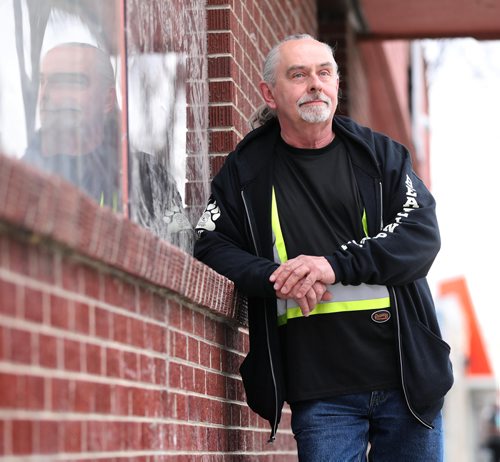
[
  {"xmin": 125, "ymin": 0, "xmax": 209, "ymax": 252},
  {"xmin": 0, "ymin": 0, "xmax": 124, "ymax": 211},
  {"xmin": 0, "ymin": 0, "xmax": 208, "ymax": 253}
]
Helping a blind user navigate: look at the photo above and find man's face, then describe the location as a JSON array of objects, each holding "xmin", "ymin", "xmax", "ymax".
[
  {"xmin": 260, "ymin": 38, "xmax": 339, "ymax": 129},
  {"xmin": 38, "ymin": 46, "xmax": 109, "ymax": 155}
]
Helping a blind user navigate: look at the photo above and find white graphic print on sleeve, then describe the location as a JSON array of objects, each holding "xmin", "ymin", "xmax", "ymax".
[{"xmin": 196, "ymin": 198, "xmax": 221, "ymax": 232}]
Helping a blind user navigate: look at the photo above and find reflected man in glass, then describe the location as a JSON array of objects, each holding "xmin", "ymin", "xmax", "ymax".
[
  {"xmin": 24, "ymin": 43, "xmax": 121, "ymax": 209},
  {"xmin": 24, "ymin": 42, "xmax": 194, "ymax": 249}
]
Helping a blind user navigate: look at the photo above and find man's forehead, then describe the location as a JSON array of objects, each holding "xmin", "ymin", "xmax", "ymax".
[
  {"xmin": 279, "ymin": 39, "xmax": 334, "ymax": 67},
  {"xmin": 42, "ymin": 46, "xmax": 96, "ymax": 72}
]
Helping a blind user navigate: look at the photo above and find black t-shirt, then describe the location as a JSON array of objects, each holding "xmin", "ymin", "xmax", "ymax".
[{"xmin": 273, "ymin": 136, "xmax": 399, "ymax": 403}]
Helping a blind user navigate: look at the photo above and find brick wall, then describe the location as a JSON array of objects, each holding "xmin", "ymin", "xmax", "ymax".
[
  {"xmin": 206, "ymin": 0, "xmax": 318, "ymax": 175},
  {"xmin": 0, "ymin": 0, "xmax": 321, "ymax": 459},
  {"xmin": 0, "ymin": 154, "xmax": 297, "ymax": 460}
]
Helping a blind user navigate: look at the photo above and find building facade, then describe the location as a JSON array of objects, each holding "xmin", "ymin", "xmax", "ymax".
[{"xmin": 1, "ymin": 0, "xmax": 498, "ymax": 459}]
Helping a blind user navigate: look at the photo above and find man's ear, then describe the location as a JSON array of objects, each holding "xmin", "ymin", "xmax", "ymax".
[{"xmin": 259, "ymin": 81, "xmax": 277, "ymax": 110}]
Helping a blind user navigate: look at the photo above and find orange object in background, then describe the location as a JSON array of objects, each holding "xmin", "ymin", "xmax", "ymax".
[{"xmin": 439, "ymin": 276, "xmax": 493, "ymax": 377}]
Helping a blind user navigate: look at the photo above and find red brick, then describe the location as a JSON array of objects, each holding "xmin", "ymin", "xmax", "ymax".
[
  {"xmin": 167, "ymin": 300, "xmax": 182, "ymax": 329},
  {"xmin": 210, "ymin": 345, "xmax": 221, "ymax": 370},
  {"xmin": 10, "ymin": 328, "xmax": 32, "ymax": 364},
  {"xmin": 0, "ymin": 373, "xmax": 23, "ymax": 408},
  {"xmin": 73, "ymin": 301, "xmax": 90, "ymax": 334},
  {"xmin": 150, "ymin": 292, "xmax": 167, "ymax": 322},
  {"xmin": 207, "ymin": 370, "xmax": 225, "ymax": 397},
  {"xmin": 139, "ymin": 354, "xmax": 154, "ymax": 383},
  {"xmin": 171, "ymin": 331, "xmax": 187, "ymax": 360},
  {"xmin": 145, "ymin": 323, "xmax": 166, "ymax": 353},
  {"xmin": 94, "ymin": 383, "xmax": 111, "ymax": 415},
  {"xmin": 0, "ymin": 325, "xmax": 5, "ymax": 361},
  {"xmin": 209, "ymin": 105, "xmax": 233, "ymax": 128},
  {"xmin": 121, "ymin": 281, "xmax": 138, "ymax": 312},
  {"xmin": 112, "ymin": 385, "xmax": 130, "ymax": 415},
  {"xmin": 168, "ymin": 362, "xmax": 181, "ymax": 389},
  {"xmin": 61, "ymin": 258, "xmax": 81, "ymax": 293},
  {"xmin": 63, "ymin": 338, "xmax": 82, "ymax": 372},
  {"xmin": 39, "ymin": 420, "xmax": 60, "ymax": 454},
  {"xmin": 0, "ymin": 420, "xmax": 5, "ymax": 455},
  {"xmin": 208, "ymin": 31, "xmax": 232, "ymax": 54},
  {"xmin": 87, "ymin": 420, "xmax": 106, "ymax": 452},
  {"xmin": 106, "ymin": 347, "xmax": 121, "ymax": 378},
  {"xmin": 94, "ymin": 307, "xmax": 111, "ymax": 339},
  {"xmin": 208, "ymin": 56, "xmax": 233, "ymax": 79},
  {"xmin": 176, "ymin": 393, "xmax": 189, "ymax": 421},
  {"xmin": 51, "ymin": 378, "xmax": 70, "ymax": 412},
  {"xmin": 181, "ymin": 306, "xmax": 194, "ymax": 333},
  {"xmin": 199, "ymin": 342, "xmax": 211, "ymax": 369},
  {"xmin": 39, "ymin": 333, "xmax": 58, "ymax": 369},
  {"xmin": 129, "ymin": 317, "xmax": 145, "ymax": 349},
  {"xmin": 125, "ymin": 421, "xmax": 142, "ymax": 451},
  {"xmin": 0, "ymin": 279, "xmax": 18, "ymax": 317},
  {"xmin": 25, "ymin": 375, "xmax": 45, "ymax": 410},
  {"xmin": 154, "ymin": 357, "xmax": 167, "ymax": 385},
  {"xmin": 102, "ymin": 275, "xmax": 124, "ymax": 307},
  {"xmin": 85, "ymin": 343, "xmax": 102, "ymax": 375},
  {"xmin": 209, "ymin": 154, "xmax": 228, "ymax": 177},
  {"xmin": 136, "ymin": 287, "xmax": 152, "ymax": 315},
  {"xmin": 12, "ymin": 420, "xmax": 33, "ymax": 454},
  {"xmin": 131, "ymin": 388, "xmax": 146, "ymax": 416},
  {"xmin": 24, "ymin": 287, "xmax": 43, "ymax": 323},
  {"xmin": 193, "ymin": 367, "xmax": 206, "ymax": 394},
  {"xmin": 62, "ymin": 420, "xmax": 82, "ymax": 452},
  {"xmin": 74, "ymin": 380, "xmax": 95, "ymax": 413},
  {"xmin": 122, "ymin": 351, "xmax": 138, "ymax": 380},
  {"xmin": 180, "ymin": 364, "xmax": 194, "ymax": 391},
  {"xmin": 209, "ymin": 80, "xmax": 236, "ymax": 103},
  {"xmin": 112, "ymin": 313, "xmax": 129, "ymax": 344},
  {"xmin": 141, "ymin": 421, "xmax": 158, "ymax": 450},
  {"xmin": 49, "ymin": 294, "xmax": 70, "ymax": 330},
  {"xmin": 7, "ymin": 238, "xmax": 30, "ymax": 276},
  {"xmin": 207, "ymin": 8, "xmax": 231, "ymax": 31},
  {"xmin": 80, "ymin": 265, "xmax": 101, "ymax": 300},
  {"xmin": 188, "ymin": 336, "xmax": 200, "ymax": 363}
]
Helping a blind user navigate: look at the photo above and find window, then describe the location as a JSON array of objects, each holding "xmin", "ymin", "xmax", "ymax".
[{"xmin": 0, "ymin": 0, "xmax": 208, "ymax": 253}]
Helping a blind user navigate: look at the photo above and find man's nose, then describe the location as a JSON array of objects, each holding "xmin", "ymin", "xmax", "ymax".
[{"xmin": 308, "ymin": 73, "xmax": 323, "ymax": 93}]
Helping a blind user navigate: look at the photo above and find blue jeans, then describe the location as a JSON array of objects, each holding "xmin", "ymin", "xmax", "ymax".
[{"xmin": 290, "ymin": 390, "xmax": 443, "ymax": 462}]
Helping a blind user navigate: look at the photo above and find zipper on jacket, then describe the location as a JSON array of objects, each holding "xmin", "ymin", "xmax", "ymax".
[
  {"xmin": 241, "ymin": 190, "xmax": 279, "ymax": 442},
  {"xmin": 379, "ymin": 182, "xmax": 432, "ymax": 429},
  {"xmin": 378, "ymin": 181, "xmax": 384, "ymax": 230},
  {"xmin": 391, "ymin": 286, "xmax": 433, "ymax": 429}
]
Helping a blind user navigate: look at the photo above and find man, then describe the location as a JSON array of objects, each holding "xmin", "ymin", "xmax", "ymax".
[
  {"xmin": 24, "ymin": 43, "xmax": 121, "ymax": 208},
  {"xmin": 24, "ymin": 43, "xmax": 194, "ymax": 248},
  {"xmin": 194, "ymin": 34, "xmax": 453, "ymax": 461}
]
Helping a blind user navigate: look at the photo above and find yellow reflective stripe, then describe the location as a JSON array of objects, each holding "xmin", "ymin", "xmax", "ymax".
[
  {"xmin": 271, "ymin": 187, "xmax": 288, "ymax": 263},
  {"xmin": 277, "ymin": 297, "xmax": 391, "ymax": 326},
  {"xmin": 362, "ymin": 209, "xmax": 368, "ymax": 237}
]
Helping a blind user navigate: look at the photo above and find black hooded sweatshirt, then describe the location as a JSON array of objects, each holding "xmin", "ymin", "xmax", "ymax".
[{"xmin": 194, "ymin": 115, "xmax": 454, "ymax": 441}]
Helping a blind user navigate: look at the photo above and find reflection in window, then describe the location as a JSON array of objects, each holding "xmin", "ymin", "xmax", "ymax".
[
  {"xmin": 126, "ymin": 0, "xmax": 209, "ymax": 253},
  {"xmin": 128, "ymin": 53, "xmax": 194, "ymax": 249},
  {"xmin": 0, "ymin": 1, "xmax": 123, "ymax": 210},
  {"xmin": 25, "ymin": 42, "xmax": 121, "ymax": 209},
  {"xmin": 0, "ymin": 0, "xmax": 209, "ymax": 253}
]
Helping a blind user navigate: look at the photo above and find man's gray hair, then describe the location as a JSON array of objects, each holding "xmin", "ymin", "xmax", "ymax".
[{"xmin": 250, "ymin": 34, "xmax": 338, "ymax": 128}]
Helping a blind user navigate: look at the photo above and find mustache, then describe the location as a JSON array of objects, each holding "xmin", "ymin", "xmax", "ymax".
[{"xmin": 297, "ymin": 92, "xmax": 331, "ymax": 106}]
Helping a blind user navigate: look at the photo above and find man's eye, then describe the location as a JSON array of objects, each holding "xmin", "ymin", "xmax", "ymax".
[
  {"xmin": 48, "ymin": 73, "xmax": 89, "ymax": 88},
  {"xmin": 292, "ymin": 73, "xmax": 305, "ymax": 79}
]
